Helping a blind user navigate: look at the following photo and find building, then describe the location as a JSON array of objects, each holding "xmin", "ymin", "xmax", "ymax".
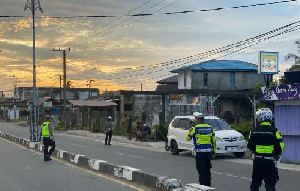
[
  {"xmin": 171, "ymin": 60, "xmax": 264, "ymax": 90},
  {"xmin": 262, "ymin": 83, "xmax": 300, "ymax": 163},
  {"xmin": 18, "ymin": 87, "xmax": 99, "ymax": 101}
]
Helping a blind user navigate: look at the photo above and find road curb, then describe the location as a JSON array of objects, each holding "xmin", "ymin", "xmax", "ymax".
[{"xmin": 0, "ymin": 131, "xmax": 214, "ymax": 191}]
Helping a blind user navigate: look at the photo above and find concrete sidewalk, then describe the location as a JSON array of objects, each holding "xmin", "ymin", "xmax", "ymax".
[{"xmin": 66, "ymin": 130, "xmax": 165, "ymax": 148}]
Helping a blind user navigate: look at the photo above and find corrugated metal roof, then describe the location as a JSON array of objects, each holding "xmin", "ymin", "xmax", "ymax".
[
  {"xmin": 70, "ymin": 100, "xmax": 117, "ymax": 107},
  {"xmin": 171, "ymin": 60, "xmax": 258, "ymax": 72},
  {"xmin": 156, "ymin": 75, "xmax": 178, "ymax": 84}
]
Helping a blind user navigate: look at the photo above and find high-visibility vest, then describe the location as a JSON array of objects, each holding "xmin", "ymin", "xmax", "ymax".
[
  {"xmin": 41, "ymin": 122, "xmax": 50, "ymax": 138},
  {"xmin": 248, "ymin": 122, "xmax": 284, "ymax": 156},
  {"xmin": 186, "ymin": 124, "xmax": 216, "ymax": 153}
]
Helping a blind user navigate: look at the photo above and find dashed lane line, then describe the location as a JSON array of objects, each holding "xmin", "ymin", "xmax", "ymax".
[{"xmin": 212, "ymin": 171, "xmax": 252, "ymax": 181}]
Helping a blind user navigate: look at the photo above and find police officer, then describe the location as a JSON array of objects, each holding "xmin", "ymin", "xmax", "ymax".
[
  {"xmin": 104, "ymin": 116, "xmax": 114, "ymax": 145},
  {"xmin": 186, "ymin": 112, "xmax": 216, "ymax": 187},
  {"xmin": 247, "ymin": 108, "xmax": 284, "ymax": 191},
  {"xmin": 40, "ymin": 115, "xmax": 56, "ymax": 161}
]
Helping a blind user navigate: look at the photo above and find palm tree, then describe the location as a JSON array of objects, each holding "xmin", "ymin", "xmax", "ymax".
[{"xmin": 285, "ymin": 40, "xmax": 300, "ymax": 71}]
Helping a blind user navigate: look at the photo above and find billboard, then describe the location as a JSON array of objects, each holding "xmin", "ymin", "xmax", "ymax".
[
  {"xmin": 261, "ymin": 83, "xmax": 300, "ymax": 101},
  {"xmin": 169, "ymin": 94, "xmax": 199, "ymax": 105},
  {"xmin": 258, "ymin": 51, "xmax": 279, "ymax": 74}
]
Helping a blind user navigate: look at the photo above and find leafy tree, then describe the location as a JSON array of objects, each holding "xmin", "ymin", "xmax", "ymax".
[{"xmin": 285, "ymin": 40, "xmax": 300, "ymax": 71}]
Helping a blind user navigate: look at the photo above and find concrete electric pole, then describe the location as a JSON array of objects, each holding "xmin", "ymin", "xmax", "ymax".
[
  {"xmin": 53, "ymin": 48, "xmax": 70, "ymax": 129},
  {"xmin": 25, "ymin": 0, "xmax": 43, "ymax": 142}
]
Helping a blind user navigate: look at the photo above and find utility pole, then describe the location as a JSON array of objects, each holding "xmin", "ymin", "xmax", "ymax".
[
  {"xmin": 25, "ymin": 0, "xmax": 43, "ymax": 142},
  {"xmin": 87, "ymin": 80, "xmax": 95, "ymax": 97},
  {"xmin": 59, "ymin": 75, "xmax": 62, "ymax": 103},
  {"xmin": 141, "ymin": 83, "xmax": 143, "ymax": 91},
  {"xmin": 53, "ymin": 48, "xmax": 70, "ymax": 129}
]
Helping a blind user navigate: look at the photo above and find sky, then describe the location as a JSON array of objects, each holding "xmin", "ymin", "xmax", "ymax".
[{"xmin": 1, "ymin": 0, "xmax": 300, "ymax": 95}]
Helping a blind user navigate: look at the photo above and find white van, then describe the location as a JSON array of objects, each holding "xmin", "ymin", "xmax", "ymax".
[{"xmin": 165, "ymin": 115, "xmax": 247, "ymax": 158}]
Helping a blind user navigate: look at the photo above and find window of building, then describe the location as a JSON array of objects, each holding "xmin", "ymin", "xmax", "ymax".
[
  {"xmin": 184, "ymin": 72, "xmax": 187, "ymax": 87},
  {"xmin": 204, "ymin": 73, "xmax": 208, "ymax": 88}
]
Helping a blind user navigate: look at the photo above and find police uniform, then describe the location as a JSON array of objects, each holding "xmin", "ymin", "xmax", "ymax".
[
  {"xmin": 41, "ymin": 121, "xmax": 56, "ymax": 161},
  {"xmin": 186, "ymin": 117, "xmax": 216, "ymax": 187},
  {"xmin": 247, "ymin": 120, "xmax": 284, "ymax": 191}
]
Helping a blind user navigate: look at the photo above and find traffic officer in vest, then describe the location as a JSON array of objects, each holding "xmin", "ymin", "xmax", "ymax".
[
  {"xmin": 40, "ymin": 115, "xmax": 56, "ymax": 161},
  {"xmin": 186, "ymin": 112, "xmax": 216, "ymax": 187},
  {"xmin": 247, "ymin": 108, "xmax": 284, "ymax": 191}
]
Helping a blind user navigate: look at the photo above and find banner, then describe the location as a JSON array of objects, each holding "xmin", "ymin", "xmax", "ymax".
[
  {"xmin": 169, "ymin": 94, "xmax": 199, "ymax": 105},
  {"xmin": 261, "ymin": 83, "xmax": 300, "ymax": 101},
  {"xmin": 258, "ymin": 51, "xmax": 279, "ymax": 74}
]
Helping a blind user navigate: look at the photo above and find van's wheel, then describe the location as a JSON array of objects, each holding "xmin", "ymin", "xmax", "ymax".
[
  {"xmin": 170, "ymin": 141, "xmax": 179, "ymax": 155},
  {"xmin": 234, "ymin": 152, "xmax": 245, "ymax": 158},
  {"xmin": 165, "ymin": 141, "xmax": 170, "ymax": 151}
]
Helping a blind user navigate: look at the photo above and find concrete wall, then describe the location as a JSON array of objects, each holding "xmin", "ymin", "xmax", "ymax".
[
  {"xmin": 178, "ymin": 70, "xmax": 192, "ymax": 89},
  {"xmin": 133, "ymin": 95, "xmax": 162, "ymax": 126},
  {"xmin": 182, "ymin": 71, "xmax": 265, "ymax": 90}
]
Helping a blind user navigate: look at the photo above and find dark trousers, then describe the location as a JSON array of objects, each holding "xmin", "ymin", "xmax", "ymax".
[
  {"xmin": 43, "ymin": 137, "xmax": 56, "ymax": 160},
  {"xmin": 195, "ymin": 152, "xmax": 212, "ymax": 187},
  {"xmin": 250, "ymin": 157, "xmax": 278, "ymax": 191},
  {"xmin": 105, "ymin": 130, "xmax": 112, "ymax": 145}
]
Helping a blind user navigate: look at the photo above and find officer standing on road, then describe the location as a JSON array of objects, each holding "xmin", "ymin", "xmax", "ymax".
[
  {"xmin": 186, "ymin": 112, "xmax": 216, "ymax": 187},
  {"xmin": 104, "ymin": 116, "xmax": 114, "ymax": 145},
  {"xmin": 247, "ymin": 108, "xmax": 284, "ymax": 191},
  {"xmin": 40, "ymin": 115, "xmax": 56, "ymax": 161}
]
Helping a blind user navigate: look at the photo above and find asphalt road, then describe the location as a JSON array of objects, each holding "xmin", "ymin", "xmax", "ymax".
[
  {"xmin": 1, "ymin": 121, "xmax": 300, "ymax": 191},
  {"xmin": 0, "ymin": 135, "xmax": 136, "ymax": 191}
]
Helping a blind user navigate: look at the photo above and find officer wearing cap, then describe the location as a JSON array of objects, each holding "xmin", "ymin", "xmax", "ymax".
[
  {"xmin": 186, "ymin": 112, "xmax": 216, "ymax": 187},
  {"xmin": 40, "ymin": 115, "xmax": 56, "ymax": 161},
  {"xmin": 104, "ymin": 116, "xmax": 114, "ymax": 145},
  {"xmin": 247, "ymin": 108, "xmax": 284, "ymax": 191}
]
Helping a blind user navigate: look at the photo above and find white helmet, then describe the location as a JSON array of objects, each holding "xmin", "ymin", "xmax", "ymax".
[
  {"xmin": 256, "ymin": 108, "xmax": 272, "ymax": 122},
  {"xmin": 193, "ymin": 112, "xmax": 204, "ymax": 118}
]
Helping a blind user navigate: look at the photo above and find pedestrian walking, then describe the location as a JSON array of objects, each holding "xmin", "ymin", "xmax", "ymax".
[
  {"xmin": 247, "ymin": 108, "xmax": 284, "ymax": 191},
  {"xmin": 126, "ymin": 116, "xmax": 132, "ymax": 140},
  {"xmin": 104, "ymin": 116, "xmax": 114, "ymax": 145},
  {"xmin": 186, "ymin": 112, "xmax": 216, "ymax": 187},
  {"xmin": 40, "ymin": 115, "xmax": 56, "ymax": 161}
]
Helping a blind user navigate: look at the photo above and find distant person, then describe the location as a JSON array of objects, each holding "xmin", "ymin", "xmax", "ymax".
[
  {"xmin": 186, "ymin": 112, "xmax": 216, "ymax": 187},
  {"xmin": 247, "ymin": 108, "xmax": 284, "ymax": 191},
  {"xmin": 40, "ymin": 115, "xmax": 56, "ymax": 161},
  {"xmin": 142, "ymin": 124, "xmax": 151, "ymax": 141},
  {"xmin": 135, "ymin": 122, "xmax": 143, "ymax": 141},
  {"xmin": 126, "ymin": 116, "xmax": 132, "ymax": 140},
  {"xmin": 104, "ymin": 116, "xmax": 114, "ymax": 145}
]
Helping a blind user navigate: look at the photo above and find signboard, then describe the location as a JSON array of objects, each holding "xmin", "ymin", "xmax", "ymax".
[
  {"xmin": 169, "ymin": 94, "xmax": 199, "ymax": 105},
  {"xmin": 258, "ymin": 51, "xmax": 279, "ymax": 74},
  {"xmin": 43, "ymin": 101, "xmax": 52, "ymax": 108},
  {"xmin": 261, "ymin": 83, "xmax": 300, "ymax": 101}
]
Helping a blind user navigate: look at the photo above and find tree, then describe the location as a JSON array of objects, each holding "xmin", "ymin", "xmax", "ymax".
[
  {"xmin": 66, "ymin": 80, "xmax": 73, "ymax": 88},
  {"xmin": 285, "ymin": 40, "xmax": 300, "ymax": 71}
]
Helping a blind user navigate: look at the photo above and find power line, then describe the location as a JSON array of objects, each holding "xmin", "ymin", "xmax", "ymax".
[{"xmin": 1, "ymin": 0, "xmax": 292, "ymax": 19}]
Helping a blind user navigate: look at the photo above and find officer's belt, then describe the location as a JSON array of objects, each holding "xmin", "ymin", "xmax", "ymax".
[
  {"xmin": 255, "ymin": 155, "xmax": 275, "ymax": 160},
  {"xmin": 194, "ymin": 148, "xmax": 213, "ymax": 152}
]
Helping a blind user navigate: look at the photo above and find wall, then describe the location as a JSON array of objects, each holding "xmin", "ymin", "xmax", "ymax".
[
  {"xmin": 133, "ymin": 95, "xmax": 162, "ymax": 126},
  {"xmin": 275, "ymin": 102, "xmax": 300, "ymax": 162},
  {"xmin": 178, "ymin": 70, "xmax": 192, "ymax": 89},
  {"xmin": 186, "ymin": 71, "xmax": 264, "ymax": 90}
]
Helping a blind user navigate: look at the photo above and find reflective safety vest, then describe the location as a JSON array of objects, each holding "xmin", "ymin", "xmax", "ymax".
[
  {"xmin": 186, "ymin": 124, "xmax": 216, "ymax": 153},
  {"xmin": 247, "ymin": 122, "xmax": 284, "ymax": 157},
  {"xmin": 41, "ymin": 122, "xmax": 50, "ymax": 138}
]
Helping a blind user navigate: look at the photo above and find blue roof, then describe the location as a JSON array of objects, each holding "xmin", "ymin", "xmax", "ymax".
[{"xmin": 171, "ymin": 60, "xmax": 258, "ymax": 72}]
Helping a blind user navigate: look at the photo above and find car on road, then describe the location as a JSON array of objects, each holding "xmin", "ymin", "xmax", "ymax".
[{"xmin": 165, "ymin": 115, "xmax": 247, "ymax": 158}]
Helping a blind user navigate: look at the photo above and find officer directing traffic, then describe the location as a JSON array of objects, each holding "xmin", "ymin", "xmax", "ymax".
[
  {"xmin": 247, "ymin": 108, "xmax": 284, "ymax": 191},
  {"xmin": 186, "ymin": 112, "xmax": 216, "ymax": 187},
  {"xmin": 40, "ymin": 115, "xmax": 56, "ymax": 161}
]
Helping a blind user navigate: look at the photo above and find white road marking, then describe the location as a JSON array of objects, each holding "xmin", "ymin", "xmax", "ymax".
[
  {"xmin": 128, "ymin": 154, "xmax": 143, "ymax": 159},
  {"xmin": 212, "ymin": 171, "xmax": 251, "ymax": 181},
  {"xmin": 116, "ymin": 152, "xmax": 125, "ymax": 156},
  {"xmin": 71, "ymin": 143, "xmax": 87, "ymax": 148}
]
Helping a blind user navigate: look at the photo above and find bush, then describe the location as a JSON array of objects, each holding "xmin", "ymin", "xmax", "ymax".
[
  {"xmin": 152, "ymin": 123, "xmax": 168, "ymax": 141},
  {"xmin": 55, "ymin": 122, "xmax": 66, "ymax": 131},
  {"xmin": 231, "ymin": 121, "xmax": 253, "ymax": 140}
]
